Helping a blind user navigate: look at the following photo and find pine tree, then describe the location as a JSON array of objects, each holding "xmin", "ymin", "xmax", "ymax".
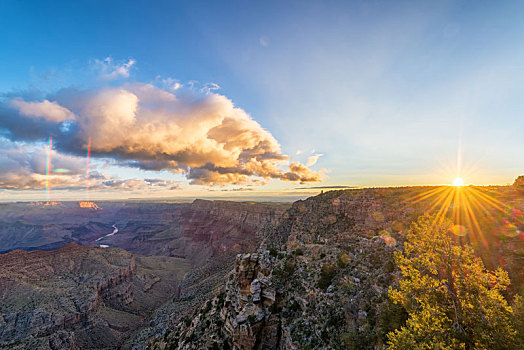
[{"xmin": 387, "ymin": 214, "xmax": 517, "ymax": 349}]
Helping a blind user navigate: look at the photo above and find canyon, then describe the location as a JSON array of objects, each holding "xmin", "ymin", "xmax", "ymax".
[
  {"xmin": 0, "ymin": 182, "xmax": 522, "ymax": 349},
  {"xmin": 0, "ymin": 200, "xmax": 288, "ymax": 349}
]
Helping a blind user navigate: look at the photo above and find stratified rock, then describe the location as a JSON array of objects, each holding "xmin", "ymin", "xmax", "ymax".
[{"xmin": 0, "ymin": 243, "xmax": 190, "ymax": 349}]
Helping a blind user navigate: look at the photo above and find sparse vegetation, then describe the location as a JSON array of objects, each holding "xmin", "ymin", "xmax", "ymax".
[
  {"xmin": 388, "ymin": 214, "xmax": 519, "ymax": 349},
  {"xmin": 337, "ymin": 252, "xmax": 350, "ymax": 267},
  {"xmin": 317, "ymin": 263, "xmax": 337, "ymax": 290}
]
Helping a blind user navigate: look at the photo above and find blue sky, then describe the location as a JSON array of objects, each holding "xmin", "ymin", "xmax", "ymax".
[{"xmin": 0, "ymin": 0, "xmax": 523, "ymax": 200}]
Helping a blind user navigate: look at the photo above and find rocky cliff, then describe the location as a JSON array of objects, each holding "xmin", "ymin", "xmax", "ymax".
[
  {"xmin": 0, "ymin": 243, "xmax": 190, "ymax": 349},
  {"xmin": 0, "ymin": 200, "xmax": 288, "ymax": 259},
  {"xmin": 0, "ymin": 200, "xmax": 289, "ymax": 349},
  {"xmin": 152, "ymin": 185, "xmax": 524, "ymax": 349}
]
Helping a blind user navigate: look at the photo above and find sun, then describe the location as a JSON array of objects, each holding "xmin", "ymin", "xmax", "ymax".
[{"xmin": 452, "ymin": 177, "xmax": 464, "ymax": 187}]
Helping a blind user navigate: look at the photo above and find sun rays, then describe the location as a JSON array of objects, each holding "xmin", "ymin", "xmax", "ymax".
[{"xmin": 402, "ymin": 184, "xmax": 523, "ymax": 247}]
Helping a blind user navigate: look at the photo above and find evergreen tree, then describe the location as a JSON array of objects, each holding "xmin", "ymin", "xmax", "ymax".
[{"xmin": 388, "ymin": 214, "xmax": 517, "ymax": 349}]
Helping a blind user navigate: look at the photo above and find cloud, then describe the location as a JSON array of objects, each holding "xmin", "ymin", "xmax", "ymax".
[
  {"xmin": 306, "ymin": 153, "xmax": 323, "ymax": 166},
  {"xmin": 200, "ymin": 82, "xmax": 221, "ymax": 93},
  {"xmin": 295, "ymin": 185, "xmax": 356, "ymax": 189},
  {"xmin": 259, "ymin": 36, "xmax": 269, "ymax": 47},
  {"xmin": 10, "ymin": 98, "xmax": 75, "ymax": 123},
  {"xmin": 160, "ymin": 77, "xmax": 183, "ymax": 91},
  {"xmin": 0, "ymin": 82, "xmax": 325, "ymax": 186},
  {"xmin": 93, "ymin": 57, "xmax": 136, "ymax": 81},
  {"xmin": 281, "ymin": 162, "xmax": 325, "ymax": 183},
  {"xmin": 296, "ymin": 149, "xmax": 303, "ymax": 155},
  {"xmin": 11, "ymin": 98, "xmax": 75, "ymax": 123},
  {"xmin": 0, "ymin": 139, "xmax": 85, "ymax": 190},
  {"xmin": 0, "ymin": 138, "xmax": 179, "ymax": 191}
]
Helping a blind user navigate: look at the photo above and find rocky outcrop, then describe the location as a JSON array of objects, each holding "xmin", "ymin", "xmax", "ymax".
[
  {"xmin": 0, "ymin": 243, "xmax": 190, "ymax": 349},
  {"xmin": 153, "ymin": 188, "xmax": 423, "ymax": 349},
  {"xmin": 155, "ymin": 186, "xmax": 524, "ymax": 349},
  {"xmin": 78, "ymin": 201, "xmax": 102, "ymax": 210},
  {"xmin": 0, "ymin": 200, "xmax": 288, "ymax": 349},
  {"xmin": 4, "ymin": 187, "xmax": 522, "ymax": 349},
  {"xmin": 514, "ymin": 175, "xmax": 524, "ymax": 194}
]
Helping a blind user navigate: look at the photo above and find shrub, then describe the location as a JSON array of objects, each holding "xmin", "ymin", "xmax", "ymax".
[
  {"xmin": 318, "ymin": 263, "xmax": 337, "ymax": 290},
  {"xmin": 283, "ymin": 260, "xmax": 295, "ymax": 275},
  {"xmin": 337, "ymin": 252, "xmax": 351, "ymax": 267}
]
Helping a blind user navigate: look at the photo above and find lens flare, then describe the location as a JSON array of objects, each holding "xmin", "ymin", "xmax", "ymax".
[
  {"xmin": 86, "ymin": 136, "xmax": 92, "ymax": 201},
  {"xmin": 451, "ymin": 224, "xmax": 468, "ymax": 236},
  {"xmin": 400, "ymin": 184, "xmax": 523, "ymax": 249},
  {"xmin": 45, "ymin": 137, "xmax": 53, "ymax": 201},
  {"xmin": 502, "ymin": 221, "xmax": 521, "ymax": 238},
  {"xmin": 380, "ymin": 230, "xmax": 397, "ymax": 247}
]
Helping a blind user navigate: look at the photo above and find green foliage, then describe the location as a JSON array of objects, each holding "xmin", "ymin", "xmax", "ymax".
[
  {"xmin": 388, "ymin": 214, "xmax": 517, "ymax": 349},
  {"xmin": 512, "ymin": 294, "xmax": 524, "ymax": 347},
  {"xmin": 269, "ymin": 302, "xmax": 280, "ymax": 314},
  {"xmin": 269, "ymin": 247, "xmax": 279, "ymax": 258},
  {"xmin": 339, "ymin": 331, "xmax": 357, "ymax": 350},
  {"xmin": 273, "ymin": 259, "xmax": 295, "ymax": 279},
  {"xmin": 318, "ymin": 263, "xmax": 337, "ymax": 290},
  {"xmin": 247, "ymin": 314, "xmax": 257, "ymax": 324},
  {"xmin": 376, "ymin": 299, "xmax": 408, "ymax": 344},
  {"xmin": 216, "ymin": 292, "xmax": 225, "ymax": 309},
  {"xmin": 284, "ymin": 260, "xmax": 295, "ymax": 275},
  {"xmin": 337, "ymin": 252, "xmax": 351, "ymax": 268},
  {"xmin": 289, "ymin": 298, "xmax": 301, "ymax": 313},
  {"xmin": 294, "ymin": 248, "xmax": 304, "ymax": 256}
]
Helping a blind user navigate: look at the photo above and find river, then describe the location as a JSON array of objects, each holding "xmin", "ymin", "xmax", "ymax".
[{"xmin": 96, "ymin": 224, "xmax": 118, "ymax": 247}]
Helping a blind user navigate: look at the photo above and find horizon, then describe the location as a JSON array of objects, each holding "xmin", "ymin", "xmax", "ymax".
[{"xmin": 0, "ymin": 182, "xmax": 517, "ymax": 203}]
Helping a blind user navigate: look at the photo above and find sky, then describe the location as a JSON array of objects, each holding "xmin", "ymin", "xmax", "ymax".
[{"xmin": 0, "ymin": 0, "xmax": 523, "ymax": 201}]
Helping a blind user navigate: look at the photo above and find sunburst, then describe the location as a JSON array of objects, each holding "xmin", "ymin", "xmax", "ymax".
[
  {"xmin": 452, "ymin": 177, "xmax": 464, "ymax": 187},
  {"xmin": 401, "ymin": 184, "xmax": 523, "ymax": 247}
]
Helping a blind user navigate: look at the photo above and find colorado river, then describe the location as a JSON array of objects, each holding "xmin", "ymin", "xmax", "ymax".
[{"xmin": 96, "ymin": 224, "xmax": 118, "ymax": 245}]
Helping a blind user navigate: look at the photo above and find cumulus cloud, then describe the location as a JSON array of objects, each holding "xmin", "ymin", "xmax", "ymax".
[
  {"xmin": 306, "ymin": 153, "xmax": 323, "ymax": 166},
  {"xmin": 281, "ymin": 162, "xmax": 325, "ymax": 183},
  {"xmin": 0, "ymin": 80, "xmax": 325, "ymax": 187},
  {"xmin": 10, "ymin": 98, "xmax": 75, "ymax": 123},
  {"xmin": 93, "ymin": 57, "xmax": 136, "ymax": 80}
]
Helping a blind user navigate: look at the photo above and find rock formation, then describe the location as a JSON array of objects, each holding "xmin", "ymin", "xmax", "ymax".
[
  {"xmin": 514, "ymin": 175, "xmax": 524, "ymax": 194},
  {"xmin": 0, "ymin": 243, "xmax": 190, "ymax": 349},
  {"xmin": 152, "ymin": 186, "xmax": 524, "ymax": 350}
]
